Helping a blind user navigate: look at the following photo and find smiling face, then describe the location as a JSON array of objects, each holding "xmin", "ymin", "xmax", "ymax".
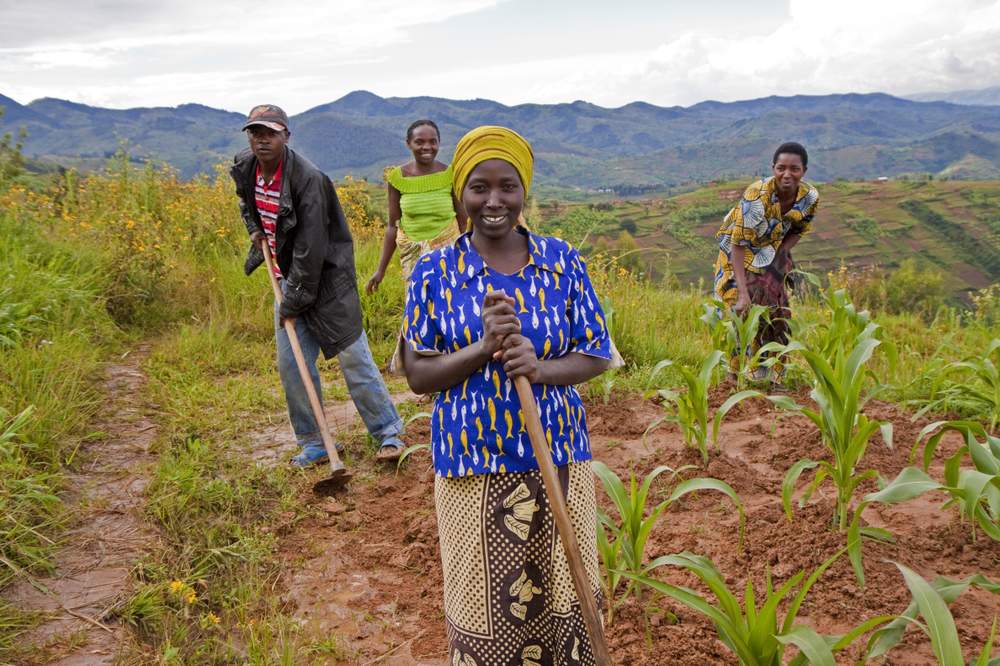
[
  {"xmin": 772, "ymin": 152, "xmax": 806, "ymax": 198},
  {"xmin": 462, "ymin": 159, "xmax": 524, "ymax": 241},
  {"xmin": 247, "ymin": 125, "xmax": 288, "ymax": 166},
  {"xmin": 407, "ymin": 124, "xmax": 440, "ymax": 166}
]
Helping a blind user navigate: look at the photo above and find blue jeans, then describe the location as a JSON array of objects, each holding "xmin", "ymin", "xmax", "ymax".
[{"xmin": 274, "ymin": 289, "xmax": 403, "ymax": 449}]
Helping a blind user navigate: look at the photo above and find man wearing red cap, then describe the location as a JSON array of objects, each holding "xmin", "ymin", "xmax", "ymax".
[{"xmin": 231, "ymin": 104, "xmax": 406, "ymax": 466}]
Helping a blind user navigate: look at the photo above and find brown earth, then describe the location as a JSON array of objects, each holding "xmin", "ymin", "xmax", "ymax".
[{"xmin": 276, "ymin": 390, "xmax": 1000, "ymax": 665}]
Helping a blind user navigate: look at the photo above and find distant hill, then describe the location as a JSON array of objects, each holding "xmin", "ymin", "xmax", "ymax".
[
  {"xmin": 4, "ymin": 90, "xmax": 1000, "ymax": 188},
  {"xmin": 906, "ymin": 86, "xmax": 1000, "ymax": 106}
]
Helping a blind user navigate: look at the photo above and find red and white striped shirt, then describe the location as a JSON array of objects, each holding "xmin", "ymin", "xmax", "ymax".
[{"xmin": 254, "ymin": 161, "xmax": 283, "ymax": 278}]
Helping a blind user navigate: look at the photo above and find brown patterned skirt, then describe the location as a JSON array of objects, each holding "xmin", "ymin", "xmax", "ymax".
[
  {"xmin": 744, "ymin": 265, "xmax": 791, "ymax": 349},
  {"xmin": 434, "ymin": 462, "xmax": 602, "ymax": 666}
]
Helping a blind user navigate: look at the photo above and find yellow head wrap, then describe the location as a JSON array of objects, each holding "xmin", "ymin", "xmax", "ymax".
[{"xmin": 451, "ymin": 125, "xmax": 534, "ymax": 200}]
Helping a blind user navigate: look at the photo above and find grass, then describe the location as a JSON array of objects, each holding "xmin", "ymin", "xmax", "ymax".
[{"xmin": 0, "ymin": 181, "xmax": 125, "ymax": 656}]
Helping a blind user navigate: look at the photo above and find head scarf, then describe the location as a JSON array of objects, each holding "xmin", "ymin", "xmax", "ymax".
[{"xmin": 451, "ymin": 126, "xmax": 534, "ymax": 199}]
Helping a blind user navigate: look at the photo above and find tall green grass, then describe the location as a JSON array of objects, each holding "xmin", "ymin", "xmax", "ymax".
[{"xmin": 0, "ymin": 181, "xmax": 130, "ymax": 657}]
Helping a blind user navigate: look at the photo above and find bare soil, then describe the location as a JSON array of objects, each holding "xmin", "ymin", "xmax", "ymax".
[{"xmin": 276, "ymin": 390, "xmax": 1000, "ymax": 665}]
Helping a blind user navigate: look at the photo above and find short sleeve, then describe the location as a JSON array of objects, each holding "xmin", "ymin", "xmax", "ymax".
[
  {"xmin": 565, "ymin": 249, "xmax": 612, "ymax": 360},
  {"xmin": 403, "ymin": 257, "xmax": 446, "ymax": 355},
  {"xmin": 384, "ymin": 165, "xmax": 403, "ymax": 190},
  {"xmin": 716, "ymin": 182, "xmax": 765, "ymax": 253},
  {"xmin": 792, "ymin": 187, "xmax": 819, "ymax": 236}
]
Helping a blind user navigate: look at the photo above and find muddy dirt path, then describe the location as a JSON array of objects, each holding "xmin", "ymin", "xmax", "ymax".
[
  {"xmin": 3, "ymin": 347, "xmax": 159, "ymax": 665},
  {"xmin": 275, "ymin": 388, "xmax": 999, "ymax": 665}
]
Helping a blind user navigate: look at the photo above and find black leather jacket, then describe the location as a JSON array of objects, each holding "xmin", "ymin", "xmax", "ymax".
[{"xmin": 231, "ymin": 146, "xmax": 363, "ymax": 358}]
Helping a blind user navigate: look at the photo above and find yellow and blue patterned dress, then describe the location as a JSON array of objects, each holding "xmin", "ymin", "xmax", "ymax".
[
  {"xmin": 713, "ymin": 176, "xmax": 819, "ymax": 305},
  {"xmin": 404, "ymin": 228, "xmax": 612, "ymax": 478}
]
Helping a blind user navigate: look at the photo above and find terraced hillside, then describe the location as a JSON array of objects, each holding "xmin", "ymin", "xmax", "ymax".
[{"xmin": 540, "ymin": 179, "xmax": 1000, "ymax": 299}]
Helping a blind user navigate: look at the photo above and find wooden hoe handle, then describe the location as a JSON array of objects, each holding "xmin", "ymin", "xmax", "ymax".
[
  {"xmin": 513, "ymin": 375, "xmax": 612, "ymax": 665},
  {"xmin": 261, "ymin": 240, "xmax": 345, "ymax": 470}
]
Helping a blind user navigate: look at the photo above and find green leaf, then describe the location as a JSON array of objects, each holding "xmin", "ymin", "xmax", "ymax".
[
  {"xmin": 895, "ymin": 562, "xmax": 964, "ymax": 666},
  {"xmin": 969, "ymin": 440, "xmax": 1000, "ymax": 476},
  {"xmin": 775, "ymin": 626, "xmax": 837, "ymax": 666},
  {"xmin": 864, "ymin": 467, "xmax": 940, "ymax": 504},
  {"xmin": 647, "ymin": 359, "xmax": 675, "ymax": 388},
  {"xmin": 698, "ymin": 350, "xmax": 726, "ymax": 387},
  {"xmin": 667, "ymin": 478, "xmax": 745, "ymax": 550},
  {"xmin": 592, "ymin": 461, "xmax": 630, "ymax": 523},
  {"xmin": 782, "ymin": 460, "xmax": 819, "ymax": 521},
  {"xmin": 880, "ymin": 422, "xmax": 894, "ymax": 450},
  {"xmin": 974, "ymin": 617, "xmax": 997, "ymax": 666},
  {"xmin": 847, "ymin": 504, "xmax": 868, "ymax": 587},
  {"xmin": 869, "ymin": 574, "xmax": 998, "ymax": 658},
  {"xmin": 395, "ymin": 443, "xmax": 429, "ymax": 471},
  {"xmin": 765, "ymin": 394, "xmax": 804, "ymax": 413},
  {"xmin": 621, "ymin": 564, "xmax": 755, "ymax": 663},
  {"xmin": 712, "ymin": 390, "xmax": 764, "ymax": 443}
]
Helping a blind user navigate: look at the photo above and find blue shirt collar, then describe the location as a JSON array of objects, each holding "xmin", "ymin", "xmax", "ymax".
[{"xmin": 454, "ymin": 227, "xmax": 569, "ymax": 286}]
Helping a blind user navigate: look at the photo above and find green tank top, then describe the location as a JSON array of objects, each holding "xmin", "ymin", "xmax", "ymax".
[{"xmin": 386, "ymin": 165, "xmax": 455, "ymax": 242}]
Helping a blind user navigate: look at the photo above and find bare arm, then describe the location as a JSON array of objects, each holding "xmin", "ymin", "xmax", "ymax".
[
  {"xmin": 731, "ymin": 245, "xmax": 751, "ymax": 314},
  {"xmin": 775, "ymin": 232, "xmax": 801, "ymax": 274},
  {"xmin": 366, "ymin": 183, "xmax": 402, "ymax": 293},
  {"xmin": 500, "ymin": 334, "xmax": 610, "ymax": 385},
  {"xmin": 403, "ymin": 291, "xmax": 521, "ymax": 394},
  {"xmin": 403, "ymin": 341, "xmax": 494, "ymax": 395}
]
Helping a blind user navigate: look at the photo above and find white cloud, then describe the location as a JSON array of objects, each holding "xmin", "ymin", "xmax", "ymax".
[
  {"xmin": 380, "ymin": 0, "xmax": 1000, "ymax": 107},
  {"xmin": 23, "ymin": 49, "xmax": 116, "ymax": 70},
  {"xmin": 0, "ymin": 0, "xmax": 998, "ymax": 111}
]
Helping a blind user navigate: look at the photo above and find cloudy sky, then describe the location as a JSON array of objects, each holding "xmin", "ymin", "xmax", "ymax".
[{"xmin": 1, "ymin": 0, "xmax": 999, "ymax": 114}]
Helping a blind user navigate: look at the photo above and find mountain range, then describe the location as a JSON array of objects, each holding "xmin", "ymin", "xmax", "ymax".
[
  {"xmin": 3, "ymin": 89, "xmax": 1000, "ymax": 190},
  {"xmin": 906, "ymin": 86, "xmax": 1000, "ymax": 107}
]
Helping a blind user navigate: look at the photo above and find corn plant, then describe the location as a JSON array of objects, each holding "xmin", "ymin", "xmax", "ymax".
[
  {"xmin": 864, "ymin": 420, "xmax": 1000, "ymax": 542},
  {"xmin": 620, "ymin": 547, "xmax": 892, "ymax": 665},
  {"xmin": 867, "ymin": 563, "xmax": 1000, "ymax": 664},
  {"xmin": 592, "ymin": 461, "xmax": 745, "ymax": 624},
  {"xmin": 699, "ymin": 301, "xmax": 772, "ymax": 389},
  {"xmin": 910, "ymin": 340, "xmax": 1000, "ymax": 431},
  {"xmin": 647, "ymin": 351, "xmax": 752, "ymax": 464},
  {"xmin": 915, "ymin": 420, "xmax": 1000, "ymax": 474},
  {"xmin": 705, "ymin": 291, "xmax": 894, "ymax": 585},
  {"xmin": 865, "ymin": 463, "xmax": 1000, "ymax": 544},
  {"xmin": 587, "ymin": 368, "xmax": 619, "ymax": 406},
  {"xmin": 760, "ymin": 313, "xmax": 894, "ymax": 533},
  {"xmin": 394, "ymin": 411, "xmax": 432, "ymax": 471},
  {"xmin": 795, "ymin": 288, "xmax": 883, "ymax": 360}
]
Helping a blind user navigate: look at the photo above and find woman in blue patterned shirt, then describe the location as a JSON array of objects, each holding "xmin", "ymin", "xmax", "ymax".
[{"xmin": 402, "ymin": 126, "xmax": 611, "ymax": 666}]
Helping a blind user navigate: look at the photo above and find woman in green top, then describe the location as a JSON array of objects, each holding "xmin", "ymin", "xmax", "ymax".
[
  {"xmin": 367, "ymin": 121, "xmax": 466, "ymax": 438},
  {"xmin": 366, "ymin": 119, "xmax": 466, "ymax": 294}
]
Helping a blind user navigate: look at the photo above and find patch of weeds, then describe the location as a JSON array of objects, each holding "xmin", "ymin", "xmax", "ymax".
[
  {"xmin": 307, "ymin": 634, "xmax": 355, "ymax": 660},
  {"xmin": 0, "ymin": 600, "xmax": 38, "ymax": 656}
]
